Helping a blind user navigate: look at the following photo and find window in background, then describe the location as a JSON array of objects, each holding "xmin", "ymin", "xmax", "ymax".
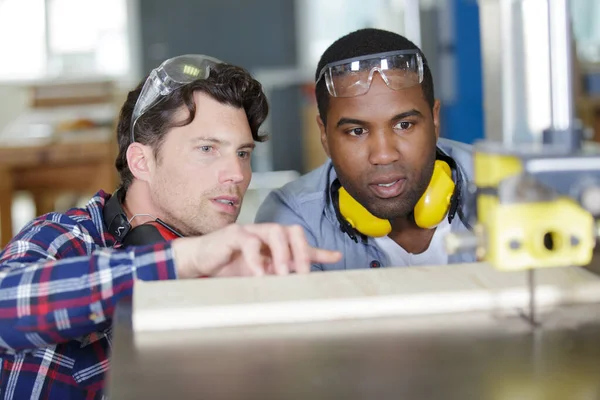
[
  {"xmin": 571, "ymin": 0, "xmax": 600, "ymax": 64},
  {"xmin": 0, "ymin": 0, "xmax": 130, "ymax": 81},
  {"xmin": 297, "ymin": 0, "xmax": 404, "ymax": 71},
  {"xmin": 0, "ymin": 0, "xmax": 47, "ymax": 79},
  {"xmin": 47, "ymin": 0, "xmax": 129, "ymax": 78},
  {"xmin": 296, "ymin": 0, "xmax": 441, "ymax": 73}
]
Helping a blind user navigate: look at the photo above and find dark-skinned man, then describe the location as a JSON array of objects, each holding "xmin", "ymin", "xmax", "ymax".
[{"xmin": 256, "ymin": 28, "xmax": 475, "ymax": 271}]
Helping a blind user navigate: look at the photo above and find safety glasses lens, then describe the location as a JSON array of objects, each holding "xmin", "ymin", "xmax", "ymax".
[{"xmin": 323, "ymin": 52, "xmax": 423, "ymax": 97}]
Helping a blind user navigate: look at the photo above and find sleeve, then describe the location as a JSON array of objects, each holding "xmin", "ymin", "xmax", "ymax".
[
  {"xmin": 254, "ymin": 190, "xmax": 324, "ymax": 271},
  {"xmin": 0, "ymin": 218, "xmax": 177, "ymax": 352}
]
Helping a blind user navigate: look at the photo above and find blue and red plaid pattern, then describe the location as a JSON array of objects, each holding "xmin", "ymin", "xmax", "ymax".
[{"xmin": 0, "ymin": 191, "xmax": 177, "ymax": 399}]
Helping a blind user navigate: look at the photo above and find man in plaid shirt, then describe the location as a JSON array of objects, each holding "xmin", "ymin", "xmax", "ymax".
[{"xmin": 0, "ymin": 55, "xmax": 341, "ymax": 399}]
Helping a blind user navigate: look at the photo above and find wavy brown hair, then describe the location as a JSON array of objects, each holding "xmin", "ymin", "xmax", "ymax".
[{"xmin": 115, "ymin": 63, "xmax": 269, "ymax": 191}]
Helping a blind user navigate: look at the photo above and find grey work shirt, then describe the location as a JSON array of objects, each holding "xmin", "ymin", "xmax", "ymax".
[{"xmin": 255, "ymin": 138, "xmax": 477, "ymax": 271}]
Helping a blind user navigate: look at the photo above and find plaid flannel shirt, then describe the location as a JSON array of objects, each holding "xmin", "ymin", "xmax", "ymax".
[{"xmin": 0, "ymin": 190, "xmax": 178, "ymax": 399}]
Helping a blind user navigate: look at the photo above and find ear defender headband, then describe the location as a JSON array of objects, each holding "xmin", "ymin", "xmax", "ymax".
[
  {"xmin": 332, "ymin": 149, "xmax": 462, "ymax": 243},
  {"xmin": 103, "ymin": 189, "xmax": 183, "ymax": 247}
]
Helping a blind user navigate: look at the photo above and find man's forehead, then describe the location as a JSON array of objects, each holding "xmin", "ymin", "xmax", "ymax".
[
  {"xmin": 169, "ymin": 91, "xmax": 242, "ymax": 122},
  {"xmin": 328, "ymin": 80, "xmax": 427, "ymax": 116},
  {"xmin": 165, "ymin": 95, "xmax": 252, "ymax": 144}
]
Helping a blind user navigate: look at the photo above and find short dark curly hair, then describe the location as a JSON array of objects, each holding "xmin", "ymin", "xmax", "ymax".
[
  {"xmin": 315, "ymin": 28, "xmax": 435, "ymax": 124},
  {"xmin": 115, "ymin": 62, "xmax": 269, "ymax": 191}
]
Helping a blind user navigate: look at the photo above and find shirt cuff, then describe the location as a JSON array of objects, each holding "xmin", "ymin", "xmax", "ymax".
[{"xmin": 131, "ymin": 242, "xmax": 178, "ymax": 281}]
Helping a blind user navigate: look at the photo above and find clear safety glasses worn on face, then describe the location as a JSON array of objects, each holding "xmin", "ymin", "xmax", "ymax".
[
  {"xmin": 316, "ymin": 49, "xmax": 424, "ymax": 98},
  {"xmin": 130, "ymin": 54, "xmax": 224, "ymax": 143}
]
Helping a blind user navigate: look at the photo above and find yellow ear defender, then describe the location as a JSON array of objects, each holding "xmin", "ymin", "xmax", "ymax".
[
  {"xmin": 337, "ymin": 160, "xmax": 456, "ymax": 238},
  {"xmin": 338, "ymin": 186, "xmax": 392, "ymax": 237},
  {"xmin": 413, "ymin": 159, "xmax": 456, "ymax": 228}
]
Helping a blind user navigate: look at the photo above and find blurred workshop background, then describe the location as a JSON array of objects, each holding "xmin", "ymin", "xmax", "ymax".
[{"xmin": 0, "ymin": 0, "xmax": 599, "ymax": 247}]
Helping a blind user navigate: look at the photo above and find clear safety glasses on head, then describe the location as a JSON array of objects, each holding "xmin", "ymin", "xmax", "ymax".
[
  {"xmin": 316, "ymin": 50, "xmax": 424, "ymax": 98},
  {"xmin": 130, "ymin": 54, "xmax": 224, "ymax": 143}
]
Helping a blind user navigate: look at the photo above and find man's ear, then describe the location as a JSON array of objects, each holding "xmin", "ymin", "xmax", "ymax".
[
  {"xmin": 126, "ymin": 142, "xmax": 154, "ymax": 182},
  {"xmin": 317, "ymin": 114, "xmax": 330, "ymax": 158},
  {"xmin": 433, "ymin": 99, "xmax": 441, "ymax": 140}
]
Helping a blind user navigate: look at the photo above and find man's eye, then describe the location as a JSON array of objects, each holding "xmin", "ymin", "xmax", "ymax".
[
  {"xmin": 199, "ymin": 145, "xmax": 213, "ymax": 152},
  {"xmin": 238, "ymin": 151, "xmax": 250, "ymax": 159},
  {"xmin": 347, "ymin": 127, "xmax": 366, "ymax": 137},
  {"xmin": 395, "ymin": 121, "xmax": 414, "ymax": 130}
]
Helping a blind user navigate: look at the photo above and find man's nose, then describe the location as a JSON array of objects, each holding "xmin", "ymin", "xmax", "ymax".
[
  {"xmin": 218, "ymin": 155, "xmax": 246, "ymax": 184},
  {"xmin": 368, "ymin": 130, "xmax": 401, "ymax": 166}
]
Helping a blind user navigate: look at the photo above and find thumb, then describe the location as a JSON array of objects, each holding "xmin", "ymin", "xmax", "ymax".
[{"xmin": 308, "ymin": 247, "xmax": 342, "ymax": 264}]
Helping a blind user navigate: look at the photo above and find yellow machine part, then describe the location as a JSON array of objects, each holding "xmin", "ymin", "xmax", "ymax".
[
  {"xmin": 484, "ymin": 197, "xmax": 595, "ymax": 271},
  {"xmin": 473, "ymin": 149, "xmax": 595, "ymax": 271},
  {"xmin": 473, "ymin": 151, "xmax": 523, "ymax": 226}
]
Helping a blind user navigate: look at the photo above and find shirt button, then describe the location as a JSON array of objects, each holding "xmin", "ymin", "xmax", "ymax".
[{"xmin": 370, "ymin": 260, "xmax": 381, "ymax": 268}]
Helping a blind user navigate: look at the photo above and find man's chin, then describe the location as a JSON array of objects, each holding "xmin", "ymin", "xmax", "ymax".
[
  {"xmin": 366, "ymin": 201, "xmax": 412, "ymax": 221},
  {"xmin": 194, "ymin": 216, "xmax": 239, "ymax": 236}
]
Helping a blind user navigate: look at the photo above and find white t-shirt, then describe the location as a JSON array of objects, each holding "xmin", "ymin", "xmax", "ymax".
[{"xmin": 373, "ymin": 217, "xmax": 452, "ymax": 267}]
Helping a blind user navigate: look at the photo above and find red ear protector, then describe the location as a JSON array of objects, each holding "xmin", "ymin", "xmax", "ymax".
[{"xmin": 103, "ymin": 189, "xmax": 183, "ymax": 247}]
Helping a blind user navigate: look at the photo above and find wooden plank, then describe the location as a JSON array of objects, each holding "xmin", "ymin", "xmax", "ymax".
[
  {"xmin": 132, "ymin": 263, "xmax": 600, "ymax": 333},
  {"xmin": 12, "ymin": 161, "xmax": 114, "ymax": 192},
  {"xmin": 0, "ymin": 140, "xmax": 114, "ymax": 168},
  {"xmin": 29, "ymin": 81, "xmax": 115, "ymax": 108}
]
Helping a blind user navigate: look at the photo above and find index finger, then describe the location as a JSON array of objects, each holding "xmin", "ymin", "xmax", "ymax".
[
  {"xmin": 287, "ymin": 225, "xmax": 311, "ymax": 274},
  {"xmin": 245, "ymin": 223, "xmax": 342, "ymax": 270},
  {"xmin": 286, "ymin": 225, "xmax": 342, "ymax": 273}
]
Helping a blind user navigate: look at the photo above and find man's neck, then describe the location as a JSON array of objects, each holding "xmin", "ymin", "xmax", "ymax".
[
  {"xmin": 121, "ymin": 181, "xmax": 159, "ymax": 228},
  {"xmin": 387, "ymin": 216, "xmax": 436, "ymax": 254}
]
